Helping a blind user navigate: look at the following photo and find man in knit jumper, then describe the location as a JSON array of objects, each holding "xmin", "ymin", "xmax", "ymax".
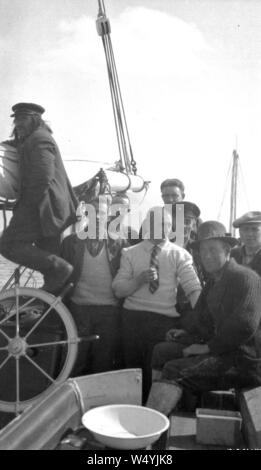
[
  {"xmin": 112, "ymin": 206, "xmax": 201, "ymax": 402},
  {"xmin": 146, "ymin": 221, "xmax": 261, "ymax": 415},
  {"xmin": 61, "ymin": 196, "xmax": 128, "ymax": 376}
]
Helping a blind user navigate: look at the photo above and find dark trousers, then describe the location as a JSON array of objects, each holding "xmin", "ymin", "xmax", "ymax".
[
  {"xmin": 162, "ymin": 350, "xmax": 261, "ymax": 392},
  {"xmin": 151, "ymin": 334, "xmax": 196, "ymax": 370},
  {"xmin": 69, "ymin": 302, "xmax": 121, "ymax": 377},
  {"xmin": 122, "ymin": 308, "xmax": 181, "ymax": 403},
  {"xmin": 0, "ymin": 233, "xmax": 64, "ymax": 286}
]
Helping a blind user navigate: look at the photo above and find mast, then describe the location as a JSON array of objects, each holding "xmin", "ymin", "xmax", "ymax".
[{"xmin": 229, "ymin": 149, "xmax": 239, "ymax": 236}]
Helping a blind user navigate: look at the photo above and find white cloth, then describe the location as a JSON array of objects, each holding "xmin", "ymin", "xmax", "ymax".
[{"xmin": 112, "ymin": 239, "xmax": 201, "ymax": 317}]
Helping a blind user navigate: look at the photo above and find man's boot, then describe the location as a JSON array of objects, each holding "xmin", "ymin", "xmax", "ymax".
[
  {"xmin": 42, "ymin": 255, "xmax": 73, "ymax": 294},
  {"xmin": 146, "ymin": 381, "xmax": 182, "ymax": 416},
  {"xmin": 0, "ymin": 240, "xmax": 73, "ymax": 294}
]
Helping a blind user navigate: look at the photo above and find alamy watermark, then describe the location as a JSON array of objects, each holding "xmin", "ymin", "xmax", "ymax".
[{"xmin": 75, "ymin": 197, "xmax": 186, "ymax": 246}]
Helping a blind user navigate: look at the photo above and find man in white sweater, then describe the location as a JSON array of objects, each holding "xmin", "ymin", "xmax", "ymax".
[{"xmin": 112, "ymin": 206, "xmax": 201, "ymax": 401}]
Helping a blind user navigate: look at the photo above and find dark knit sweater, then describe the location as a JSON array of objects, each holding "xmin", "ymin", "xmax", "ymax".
[
  {"xmin": 182, "ymin": 259, "xmax": 261, "ymax": 373},
  {"xmin": 231, "ymin": 245, "xmax": 261, "ymax": 277}
]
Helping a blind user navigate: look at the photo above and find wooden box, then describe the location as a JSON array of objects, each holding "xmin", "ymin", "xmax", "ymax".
[{"xmin": 196, "ymin": 408, "xmax": 242, "ymax": 447}]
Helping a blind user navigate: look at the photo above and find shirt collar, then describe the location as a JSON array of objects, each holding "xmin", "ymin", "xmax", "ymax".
[{"xmin": 142, "ymin": 239, "xmax": 170, "ymax": 252}]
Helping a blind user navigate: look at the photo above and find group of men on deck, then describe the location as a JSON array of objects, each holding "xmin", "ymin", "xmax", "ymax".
[{"xmin": 1, "ymin": 102, "xmax": 261, "ymax": 415}]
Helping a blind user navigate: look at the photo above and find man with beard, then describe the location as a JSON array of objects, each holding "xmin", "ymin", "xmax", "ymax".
[{"xmin": 0, "ymin": 103, "xmax": 78, "ymax": 293}]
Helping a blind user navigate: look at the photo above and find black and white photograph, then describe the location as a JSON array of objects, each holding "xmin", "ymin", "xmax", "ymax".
[{"xmin": 0, "ymin": 0, "xmax": 260, "ymax": 454}]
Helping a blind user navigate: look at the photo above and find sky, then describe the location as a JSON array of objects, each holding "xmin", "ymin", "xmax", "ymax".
[{"xmin": 0, "ymin": 0, "xmax": 261, "ymax": 232}]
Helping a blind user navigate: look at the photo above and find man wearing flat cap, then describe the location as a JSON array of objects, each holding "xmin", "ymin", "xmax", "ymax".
[
  {"xmin": 146, "ymin": 221, "xmax": 261, "ymax": 415},
  {"xmin": 231, "ymin": 211, "xmax": 261, "ymax": 276},
  {"xmin": 0, "ymin": 102, "xmax": 78, "ymax": 293}
]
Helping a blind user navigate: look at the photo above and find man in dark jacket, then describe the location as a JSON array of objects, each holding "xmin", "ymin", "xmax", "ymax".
[
  {"xmin": 0, "ymin": 103, "xmax": 78, "ymax": 293},
  {"xmin": 146, "ymin": 221, "xmax": 261, "ymax": 415},
  {"xmin": 231, "ymin": 211, "xmax": 261, "ymax": 276}
]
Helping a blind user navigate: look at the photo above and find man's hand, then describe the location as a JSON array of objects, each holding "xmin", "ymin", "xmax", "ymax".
[
  {"xmin": 182, "ymin": 344, "xmax": 209, "ymax": 357},
  {"xmin": 135, "ymin": 268, "xmax": 158, "ymax": 288},
  {"xmin": 165, "ymin": 329, "xmax": 186, "ymax": 342}
]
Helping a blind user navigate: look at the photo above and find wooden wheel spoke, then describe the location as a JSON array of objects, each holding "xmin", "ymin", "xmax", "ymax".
[
  {"xmin": 28, "ymin": 338, "xmax": 79, "ymax": 348},
  {"xmin": 0, "ymin": 327, "xmax": 11, "ymax": 342},
  {"xmin": 24, "ymin": 354, "xmax": 56, "ymax": 383},
  {"xmin": 0, "ymin": 297, "xmax": 37, "ymax": 326},
  {"xmin": 15, "ymin": 357, "xmax": 20, "ymax": 416},
  {"xmin": 24, "ymin": 298, "xmax": 61, "ymax": 340},
  {"xmin": 0, "ymin": 354, "xmax": 11, "ymax": 372},
  {"xmin": 15, "ymin": 287, "xmax": 20, "ymax": 336}
]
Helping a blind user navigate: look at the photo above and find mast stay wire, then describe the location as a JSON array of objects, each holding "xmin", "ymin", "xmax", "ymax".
[
  {"xmin": 217, "ymin": 155, "xmax": 233, "ymax": 221},
  {"xmin": 238, "ymin": 159, "xmax": 250, "ymax": 211},
  {"xmin": 101, "ymin": 25, "xmax": 133, "ymax": 174},
  {"xmin": 96, "ymin": 1, "xmax": 137, "ymax": 175}
]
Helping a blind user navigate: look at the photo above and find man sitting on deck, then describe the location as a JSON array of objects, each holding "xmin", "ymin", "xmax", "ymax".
[{"xmin": 146, "ymin": 221, "xmax": 261, "ymax": 415}]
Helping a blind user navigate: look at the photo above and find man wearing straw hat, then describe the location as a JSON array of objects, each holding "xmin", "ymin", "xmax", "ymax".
[{"xmin": 146, "ymin": 221, "xmax": 261, "ymax": 415}]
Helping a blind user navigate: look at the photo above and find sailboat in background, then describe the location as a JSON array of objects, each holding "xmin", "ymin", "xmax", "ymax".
[
  {"xmin": 229, "ymin": 149, "xmax": 239, "ymax": 237},
  {"xmin": 218, "ymin": 148, "xmax": 249, "ymax": 236}
]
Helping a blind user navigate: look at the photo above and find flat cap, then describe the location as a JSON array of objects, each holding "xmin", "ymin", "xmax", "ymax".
[
  {"xmin": 233, "ymin": 211, "xmax": 261, "ymax": 228},
  {"xmin": 11, "ymin": 102, "xmax": 45, "ymax": 117}
]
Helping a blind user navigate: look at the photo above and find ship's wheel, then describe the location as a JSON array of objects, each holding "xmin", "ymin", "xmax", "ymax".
[{"xmin": 0, "ymin": 287, "xmax": 78, "ymax": 414}]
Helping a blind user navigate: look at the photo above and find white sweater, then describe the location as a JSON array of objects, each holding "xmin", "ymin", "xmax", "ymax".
[{"xmin": 112, "ymin": 240, "xmax": 201, "ymax": 317}]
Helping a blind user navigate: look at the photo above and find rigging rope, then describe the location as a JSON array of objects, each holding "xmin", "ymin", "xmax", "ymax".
[{"xmin": 96, "ymin": 1, "xmax": 137, "ymax": 175}]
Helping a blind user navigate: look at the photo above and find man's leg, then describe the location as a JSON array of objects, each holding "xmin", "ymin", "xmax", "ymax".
[
  {"xmin": 141, "ymin": 312, "xmax": 181, "ymax": 403},
  {"xmin": 0, "ymin": 237, "xmax": 72, "ymax": 293},
  {"xmin": 151, "ymin": 341, "xmax": 186, "ymax": 371},
  {"xmin": 69, "ymin": 302, "xmax": 93, "ymax": 377},
  {"xmin": 151, "ymin": 334, "xmax": 196, "ymax": 383},
  {"xmin": 147, "ymin": 354, "xmax": 236, "ymax": 416},
  {"xmin": 121, "ymin": 309, "xmax": 144, "ymax": 370},
  {"xmin": 146, "ymin": 381, "xmax": 183, "ymax": 416},
  {"xmin": 36, "ymin": 236, "xmax": 73, "ymax": 293},
  {"xmin": 91, "ymin": 306, "xmax": 121, "ymax": 373}
]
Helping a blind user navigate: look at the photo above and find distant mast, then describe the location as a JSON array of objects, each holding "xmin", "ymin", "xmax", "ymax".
[{"xmin": 229, "ymin": 149, "xmax": 239, "ymax": 236}]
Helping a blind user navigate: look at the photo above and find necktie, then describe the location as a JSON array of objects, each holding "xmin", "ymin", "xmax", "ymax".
[
  {"xmin": 149, "ymin": 245, "xmax": 160, "ymax": 293},
  {"xmin": 87, "ymin": 238, "xmax": 104, "ymax": 257}
]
